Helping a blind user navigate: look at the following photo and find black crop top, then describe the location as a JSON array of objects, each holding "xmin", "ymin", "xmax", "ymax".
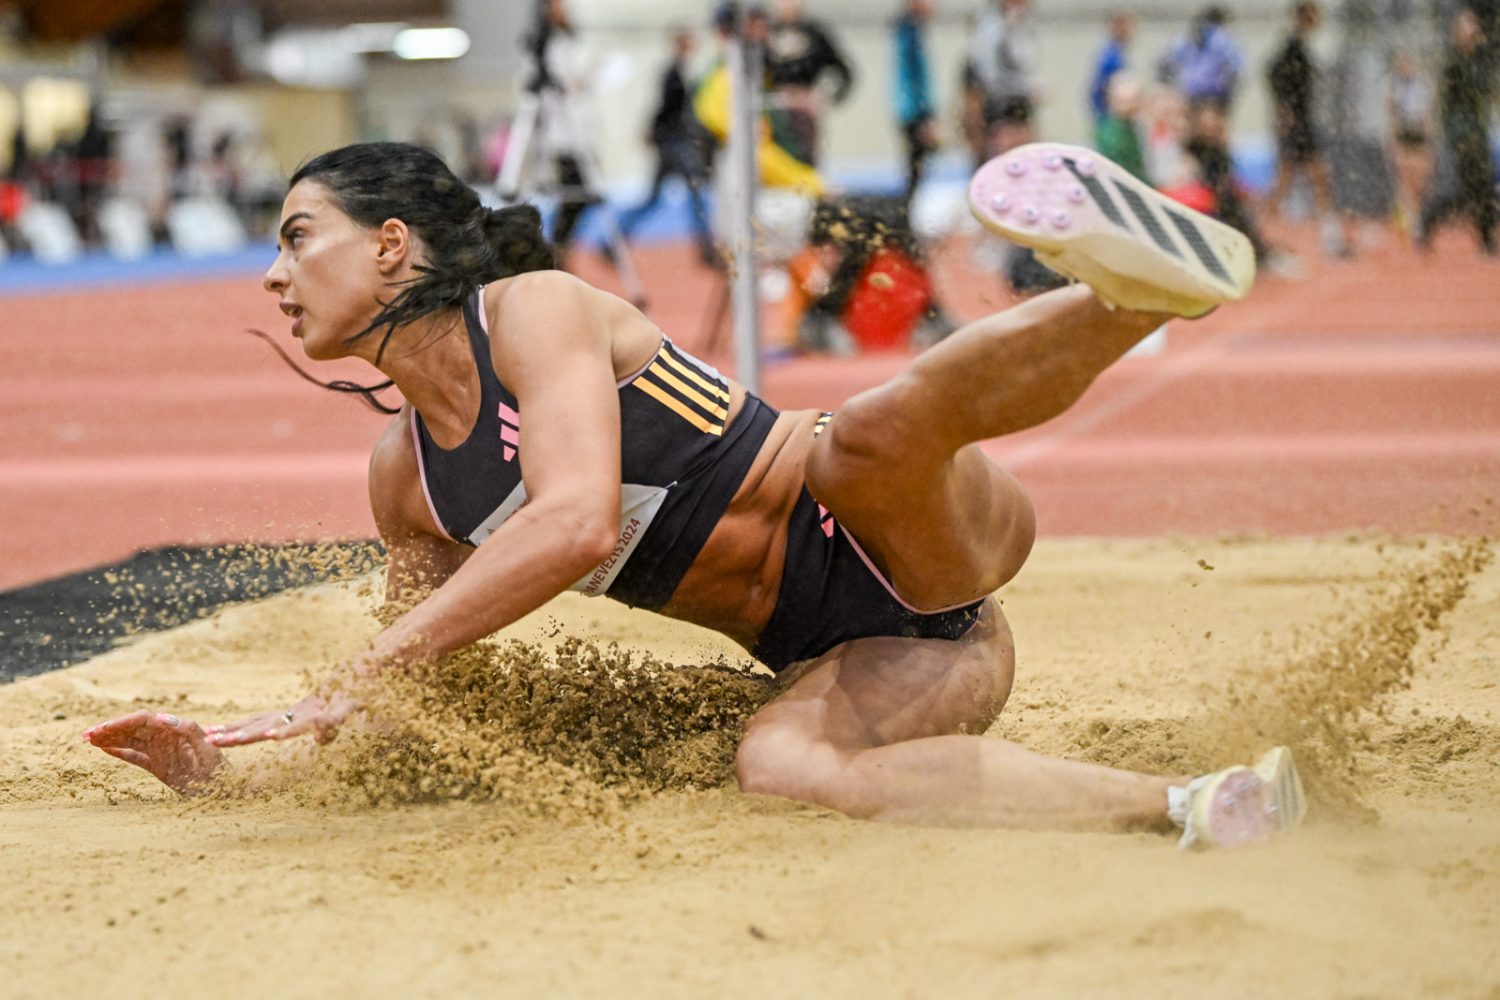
[{"xmin": 411, "ymin": 287, "xmax": 778, "ymax": 611}]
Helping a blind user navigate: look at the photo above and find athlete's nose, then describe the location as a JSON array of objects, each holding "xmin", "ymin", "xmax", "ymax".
[{"xmin": 263, "ymin": 254, "xmax": 287, "ymax": 295}]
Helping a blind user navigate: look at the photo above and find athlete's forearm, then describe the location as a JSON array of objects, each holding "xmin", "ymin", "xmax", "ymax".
[{"xmin": 353, "ymin": 497, "xmax": 615, "ymax": 675}]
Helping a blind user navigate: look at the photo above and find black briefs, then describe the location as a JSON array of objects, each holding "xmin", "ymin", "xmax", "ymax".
[{"xmin": 751, "ymin": 486, "xmax": 987, "ymax": 673}]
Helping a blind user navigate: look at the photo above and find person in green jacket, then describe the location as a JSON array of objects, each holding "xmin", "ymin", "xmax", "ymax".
[{"xmin": 1094, "ymin": 72, "xmax": 1149, "ymax": 182}]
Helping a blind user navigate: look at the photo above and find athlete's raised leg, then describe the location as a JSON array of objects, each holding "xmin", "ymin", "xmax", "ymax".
[
  {"xmin": 806, "ymin": 283, "xmax": 1164, "ymax": 609},
  {"xmin": 807, "ymin": 143, "xmax": 1255, "ymax": 610}
]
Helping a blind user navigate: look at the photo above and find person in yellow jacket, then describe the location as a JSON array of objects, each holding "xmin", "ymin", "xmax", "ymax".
[{"xmin": 694, "ymin": 2, "xmax": 825, "ymax": 198}]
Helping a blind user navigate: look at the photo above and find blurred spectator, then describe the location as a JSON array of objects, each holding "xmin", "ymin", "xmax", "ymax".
[
  {"xmin": 694, "ymin": 2, "xmax": 824, "ymax": 196},
  {"xmin": 525, "ymin": 0, "xmax": 597, "ymax": 258},
  {"xmin": 1386, "ymin": 48, "xmax": 1435, "ymax": 242},
  {"xmin": 620, "ymin": 28, "xmax": 717, "ymax": 266},
  {"xmin": 1475, "ymin": 0, "xmax": 1500, "ymax": 80},
  {"xmin": 1090, "ymin": 10, "xmax": 1136, "ymax": 123},
  {"xmin": 1183, "ymin": 100, "xmax": 1273, "ymax": 261},
  {"xmin": 968, "ymin": 0, "xmax": 1060, "ymax": 294},
  {"xmin": 966, "ymin": 0, "xmax": 1039, "ymax": 159},
  {"xmin": 1095, "ymin": 73, "xmax": 1148, "ymax": 182},
  {"xmin": 1158, "ymin": 7, "xmax": 1280, "ymax": 266},
  {"xmin": 1419, "ymin": 8, "xmax": 1497, "ymax": 255},
  {"xmin": 959, "ymin": 13, "xmax": 989, "ymax": 169},
  {"xmin": 892, "ymin": 0, "xmax": 938, "ymax": 204},
  {"xmin": 235, "ymin": 129, "xmax": 284, "ymax": 237},
  {"xmin": 0, "ymin": 125, "xmax": 29, "ymax": 251},
  {"xmin": 1147, "ymin": 88, "xmax": 1218, "ymax": 212},
  {"xmin": 71, "ymin": 106, "xmax": 114, "ymax": 247},
  {"xmin": 1159, "ymin": 5, "xmax": 1243, "ymax": 112},
  {"xmin": 455, "ymin": 114, "xmax": 492, "ymax": 186},
  {"xmin": 1158, "ymin": 2, "xmax": 1241, "ymax": 189},
  {"xmin": 1263, "ymin": 1, "xmax": 1351, "ymax": 257},
  {"xmin": 764, "ymin": 0, "xmax": 854, "ymax": 168},
  {"xmin": 206, "ymin": 133, "xmax": 240, "ymax": 206}
]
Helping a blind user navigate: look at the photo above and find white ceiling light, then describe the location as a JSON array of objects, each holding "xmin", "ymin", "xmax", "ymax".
[
  {"xmin": 392, "ymin": 27, "xmax": 470, "ymax": 61},
  {"xmin": 263, "ymin": 30, "xmax": 365, "ymax": 88},
  {"xmin": 339, "ymin": 22, "xmax": 408, "ymax": 54}
]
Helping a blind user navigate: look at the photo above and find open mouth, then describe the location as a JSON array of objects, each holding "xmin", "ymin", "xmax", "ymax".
[{"xmin": 280, "ymin": 302, "xmax": 305, "ymax": 337}]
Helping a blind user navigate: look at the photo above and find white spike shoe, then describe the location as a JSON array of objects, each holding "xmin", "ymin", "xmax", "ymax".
[
  {"xmin": 1169, "ymin": 746, "xmax": 1308, "ymax": 850},
  {"xmin": 969, "ymin": 142, "xmax": 1256, "ymax": 318}
]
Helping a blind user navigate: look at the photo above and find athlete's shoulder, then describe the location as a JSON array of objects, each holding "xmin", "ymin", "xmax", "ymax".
[
  {"xmin": 482, "ymin": 270, "xmax": 624, "ymax": 361},
  {"xmin": 483, "ymin": 269, "xmax": 595, "ymax": 318}
]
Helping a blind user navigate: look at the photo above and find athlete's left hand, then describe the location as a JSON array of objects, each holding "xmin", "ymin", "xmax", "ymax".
[{"xmin": 203, "ymin": 689, "xmax": 358, "ymax": 747}]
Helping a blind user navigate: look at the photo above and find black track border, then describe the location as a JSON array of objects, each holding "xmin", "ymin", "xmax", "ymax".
[{"xmin": 0, "ymin": 542, "xmax": 384, "ymax": 683}]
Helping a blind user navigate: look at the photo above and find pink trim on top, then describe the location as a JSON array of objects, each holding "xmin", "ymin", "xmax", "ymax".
[
  {"xmin": 837, "ymin": 524, "xmax": 982, "ymax": 616},
  {"xmin": 409, "ymin": 409, "xmax": 457, "ymax": 543},
  {"xmin": 474, "ymin": 285, "xmax": 490, "ymax": 334}
]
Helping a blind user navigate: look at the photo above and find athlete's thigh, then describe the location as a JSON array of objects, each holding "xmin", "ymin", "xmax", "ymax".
[
  {"xmin": 742, "ymin": 599, "xmax": 1015, "ymax": 755},
  {"xmin": 807, "ymin": 425, "xmax": 1035, "ymax": 609}
]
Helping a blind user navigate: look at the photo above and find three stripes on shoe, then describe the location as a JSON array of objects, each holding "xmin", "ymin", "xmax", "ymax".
[{"xmin": 1053, "ymin": 154, "xmax": 1233, "ymax": 284}]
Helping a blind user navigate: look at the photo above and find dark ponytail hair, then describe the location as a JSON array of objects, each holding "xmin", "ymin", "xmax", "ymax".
[{"xmin": 261, "ymin": 142, "xmax": 555, "ymax": 413}]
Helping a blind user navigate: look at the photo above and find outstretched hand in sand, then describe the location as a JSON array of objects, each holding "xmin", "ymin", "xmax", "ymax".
[
  {"xmin": 87, "ymin": 679, "xmax": 367, "ymax": 795},
  {"xmin": 203, "ymin": 690, "xmax": 358, "ymax": 748},
  {"xmin": 85, "ymin": 711, "xmax": 226, "ymax": 795}
]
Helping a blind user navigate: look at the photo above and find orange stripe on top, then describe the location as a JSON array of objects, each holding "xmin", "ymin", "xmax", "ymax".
[
  {"xmin": 646, "ymin": 363, "xmax": 729, "ymax": 420},
  {"xmin": 658, "ymin": 348, "xmax": 731, "ymax": 401},
  {"xmin": 633, "ymin": 378, "xmax": 723, "ymax": 435}
]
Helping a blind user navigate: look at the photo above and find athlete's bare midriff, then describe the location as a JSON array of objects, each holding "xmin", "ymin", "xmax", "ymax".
[{"xmin": 657, "ymin": 385, "xmax": 822, "ymax": 647}]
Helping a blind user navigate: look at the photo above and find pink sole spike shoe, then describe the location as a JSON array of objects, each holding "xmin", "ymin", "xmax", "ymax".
[
  {"xmin": 1171, "ymin": 746, "xmax": 1309, "ymax": 850},
  {"xmin": 969, "ymin": 142, "xmax": 1256, "ymax": 317}
]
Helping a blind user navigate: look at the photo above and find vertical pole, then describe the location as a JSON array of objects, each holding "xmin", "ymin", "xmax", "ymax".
[{"xmin": 726, "ymin": 10, "xmax": 762, "ymax": 394}]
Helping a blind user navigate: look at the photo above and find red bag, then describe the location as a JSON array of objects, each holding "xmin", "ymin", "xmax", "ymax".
[
  {"xmin": 842, "ymin": 248, "xmax": 933, "ymax": 351},
  {"xmin": 0, "ymin": 181, "xmax": 27, "ymax": 223}
]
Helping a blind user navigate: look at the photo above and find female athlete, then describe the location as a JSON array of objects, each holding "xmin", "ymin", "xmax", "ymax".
[{"xmin": 87, "ymin": 142, "xmax": 1303, "ymax": 849}]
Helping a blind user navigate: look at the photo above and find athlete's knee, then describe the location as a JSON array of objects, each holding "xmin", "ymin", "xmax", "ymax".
[
  {"xmin": 735, "ymin": 719, "xmax": 862, "ymax": 813},
  {"xmin": 971, "ymin": 601, "xmax": 1019, "ymax": 714},
  {"xmin": 735, "ymin": 720, "xmax": 817, "ymax": 798},
  {"xmin": 998, "ymin": 485, "xmax": 1037, "ymax": 586}
]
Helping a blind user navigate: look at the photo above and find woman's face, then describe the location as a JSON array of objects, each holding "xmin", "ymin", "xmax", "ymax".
[{"xmin": 263, "ymin": 180, "xmax": 387, "ymax": 362}]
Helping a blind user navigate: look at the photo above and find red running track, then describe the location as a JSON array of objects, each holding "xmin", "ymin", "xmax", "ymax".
[{"xmin": 2, "ymin": 224, "xmax": 1497, "ymax": 591}]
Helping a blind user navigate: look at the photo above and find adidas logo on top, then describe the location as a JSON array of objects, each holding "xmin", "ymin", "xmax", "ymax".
[{"xmin": 499, "ymin": 402, "xmax": 520, "ymax": 462}]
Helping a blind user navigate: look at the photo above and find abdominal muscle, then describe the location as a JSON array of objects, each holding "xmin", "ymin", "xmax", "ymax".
[{"xmin": 657, "ymin": 386, "xmax": 821, "ymax": 649}]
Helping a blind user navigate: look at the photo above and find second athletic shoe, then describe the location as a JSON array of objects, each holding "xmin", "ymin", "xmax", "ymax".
[
  {"xmin": 969, "ymin": 142, "xmax": 1256, "ymax": 317},
  {"xmin": 1168, "ymin": 746, "xmax": 1308, "ymax": 850}
]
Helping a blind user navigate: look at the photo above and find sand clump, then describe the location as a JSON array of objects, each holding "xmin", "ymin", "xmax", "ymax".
[{"xmin": 210, "ymin": 634, "xmax": 772, "ymax": 818}]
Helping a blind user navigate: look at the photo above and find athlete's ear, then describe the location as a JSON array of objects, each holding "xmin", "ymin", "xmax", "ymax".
[{"xmin": 374, "ymin": 218, "xmax": 412, "ymax": 275}]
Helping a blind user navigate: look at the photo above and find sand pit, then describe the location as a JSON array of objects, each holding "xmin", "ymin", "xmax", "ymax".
[{"xmin": 5, "ymin": 536, "xmax": 1499, "ymax": 998}]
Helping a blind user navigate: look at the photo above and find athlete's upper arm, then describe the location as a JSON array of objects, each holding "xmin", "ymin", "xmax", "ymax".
[{"xmin": 485, "ymin": 273, "xmax": 622, "ymax": 542}]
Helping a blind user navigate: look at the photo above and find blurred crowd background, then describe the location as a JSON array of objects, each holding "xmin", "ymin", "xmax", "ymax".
[{"xmin": 0, "ymin": 0, "xmax": 1495, "ymax": 351}]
